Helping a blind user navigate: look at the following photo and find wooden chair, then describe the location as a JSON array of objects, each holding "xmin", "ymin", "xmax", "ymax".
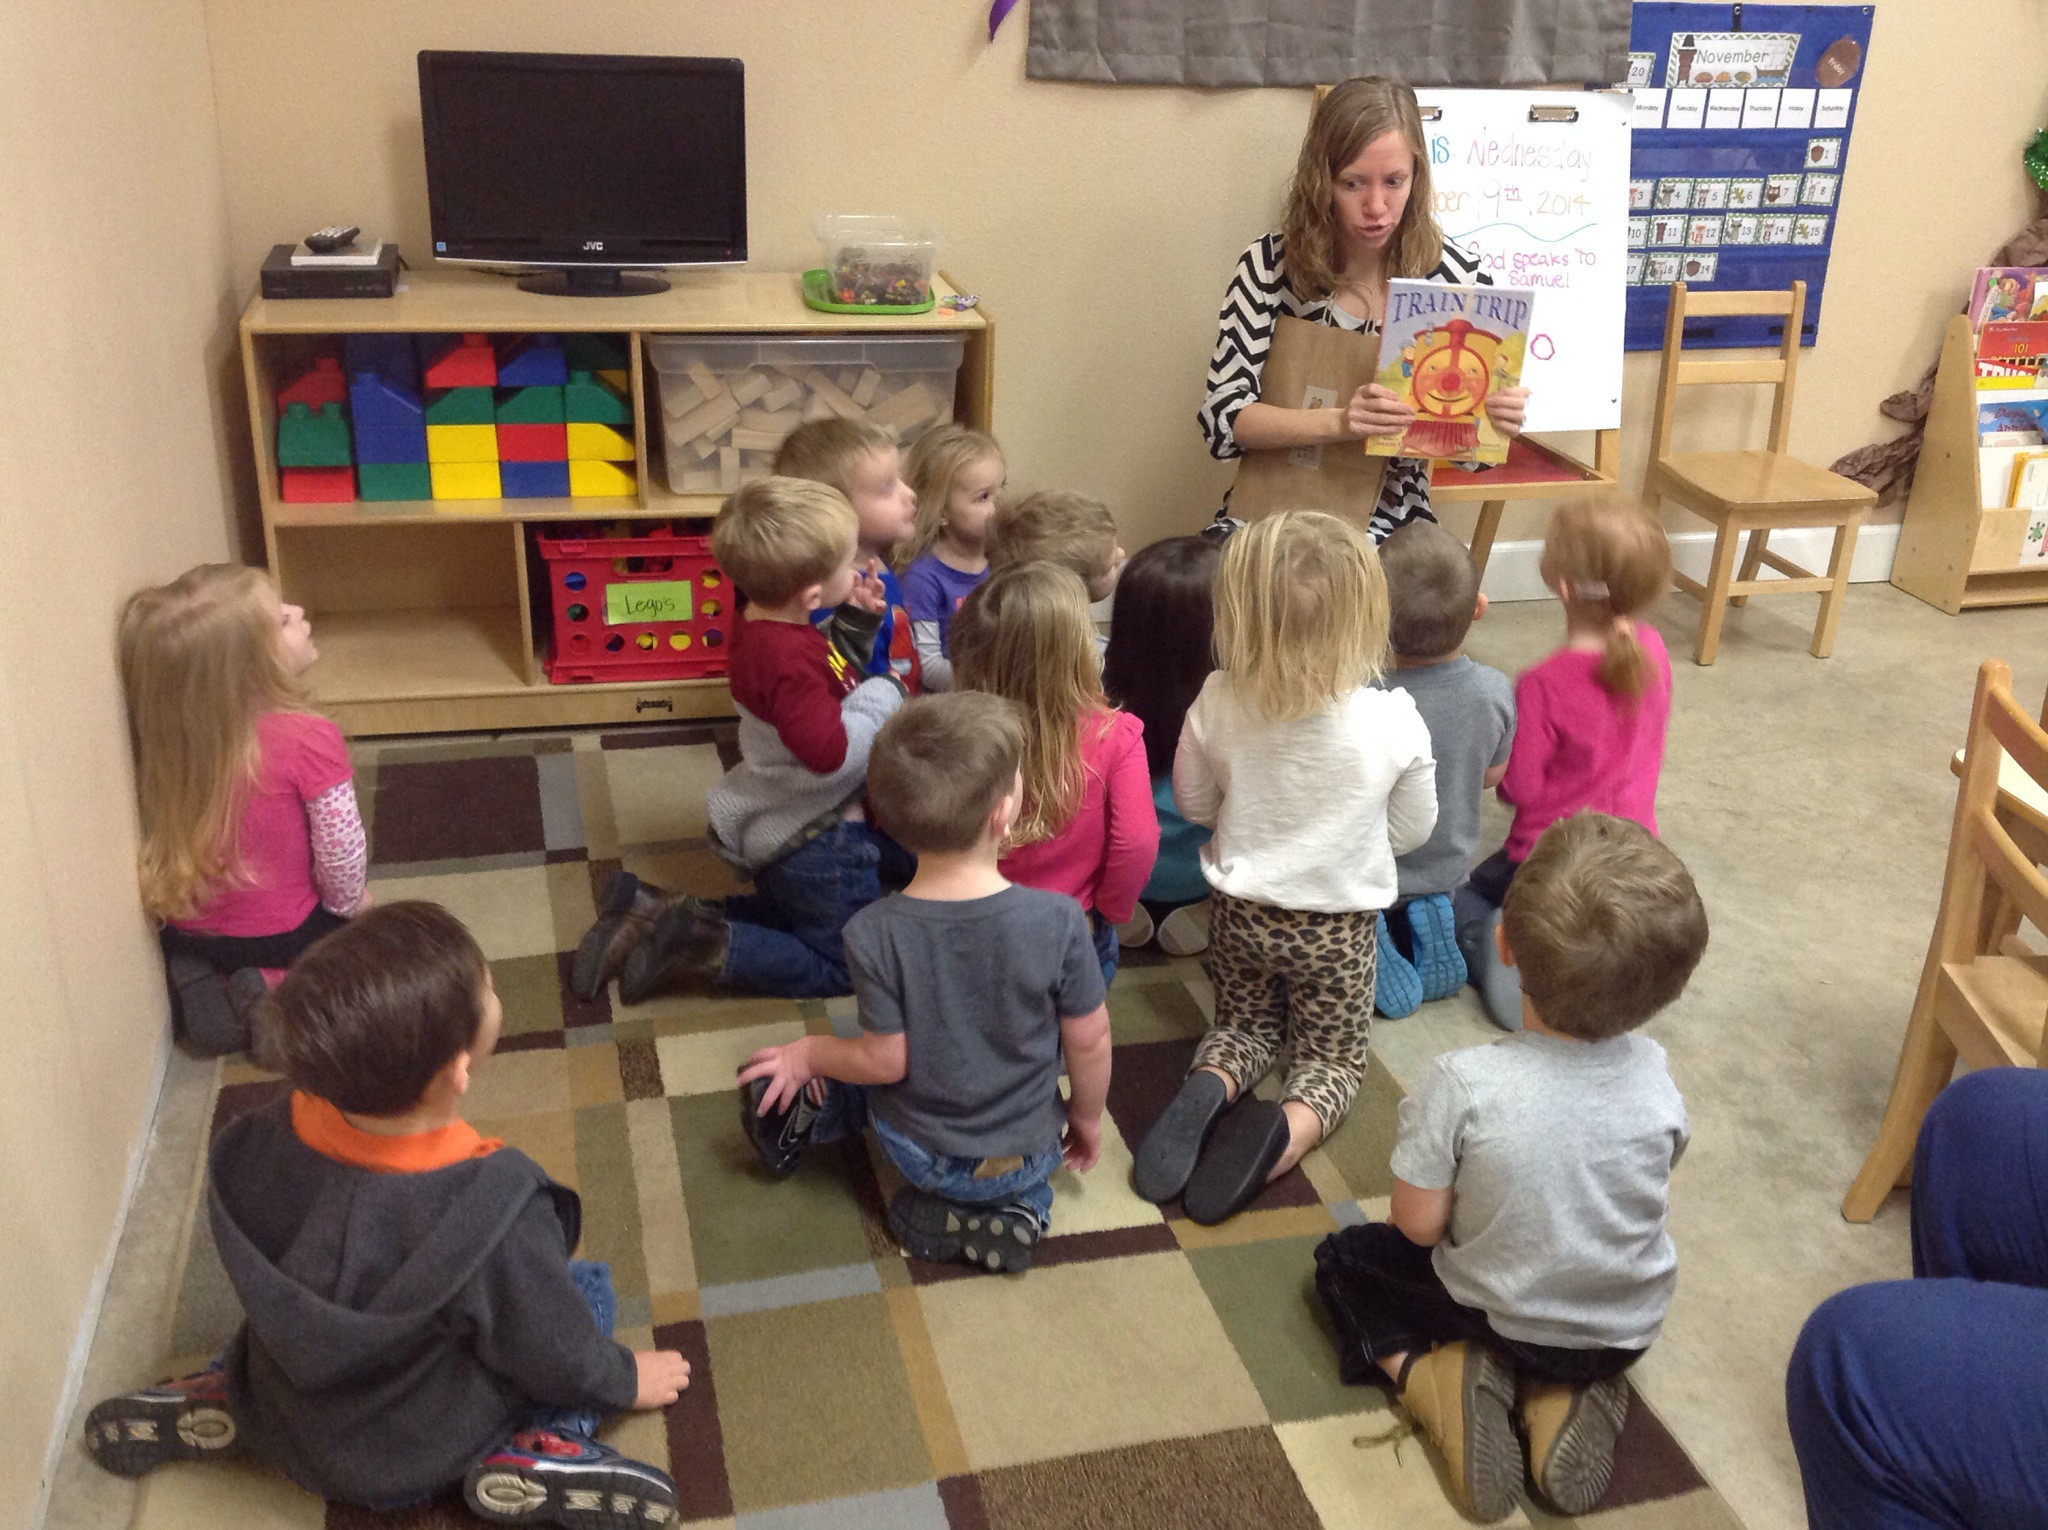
[
  {"xmin": 1843, "ymin": 660, "xmax": 2048, "ymax": 1222},
  {"xmin": 1648, "ymin": 282, "xmax": 1876, "ymax": 665}
]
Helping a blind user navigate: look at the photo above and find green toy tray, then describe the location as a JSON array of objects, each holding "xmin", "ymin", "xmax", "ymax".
[{"xmin": 800, "ymin": 268, "xmax": 937, "ymax": 316}]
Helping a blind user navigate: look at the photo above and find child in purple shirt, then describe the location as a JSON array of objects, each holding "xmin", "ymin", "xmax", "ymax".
[
  {"xmin": 1456, "ymin": 500, "xmax": 1675, "ymax": 1030},
  {"xmin": 897, "ymin": 425, "xmax": 1005, "ymax": 690}
]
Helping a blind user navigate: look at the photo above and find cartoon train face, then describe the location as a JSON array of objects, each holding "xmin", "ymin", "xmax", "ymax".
[{"xmin": 1404, "ymin": 318, "xmax": 1500, "ymax": 422}]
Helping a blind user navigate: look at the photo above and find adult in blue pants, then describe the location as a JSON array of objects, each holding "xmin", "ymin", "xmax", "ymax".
[{"xmin": 1787, "ymin": 1067, "xmax": 2048, "ymax": 1528}]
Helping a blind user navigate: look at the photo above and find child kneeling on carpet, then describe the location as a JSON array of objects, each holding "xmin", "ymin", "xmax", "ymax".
[
  {"xmin": 1313, "ymin": 811, "xmax": 1707, "ymax": 1522},
  {"xmin": 83, "ymin": 902, "xmax": 692, "ymax": 1527},
  {"xmin": 1372, "ymin": 521, "xmax": 1515, "ymax": 1017},
  {"xmin": 575, "ymin": 476, "xmax": 907, "ymax": 1005},
  {"xmin": 735, "ymin": 692, "xmax": 1113, "ymax": 1274},
  {"xmin": 1133, "ymin": 510, "xmax": 1436, "ymax": 1225}
]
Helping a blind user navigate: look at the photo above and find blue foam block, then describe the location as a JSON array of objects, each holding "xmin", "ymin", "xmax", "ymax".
[{"xmin": 500, "ymin": 459, "xmax": 571, "ymax": 498}]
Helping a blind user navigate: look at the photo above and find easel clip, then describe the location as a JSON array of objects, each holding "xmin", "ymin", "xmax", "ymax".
[{"xmin": 1528, "ymin": 105, "xmax": 1580, "ymax": 123}]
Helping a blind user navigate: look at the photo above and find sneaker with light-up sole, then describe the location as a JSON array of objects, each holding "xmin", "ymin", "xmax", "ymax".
[
  {"xmin": 83, "ymin": 1367, "xmax": 240, "ymax": 1478},
  {"xmin": 464, "ymin": 1428, "xmax": 679, "ymax": 1529}
]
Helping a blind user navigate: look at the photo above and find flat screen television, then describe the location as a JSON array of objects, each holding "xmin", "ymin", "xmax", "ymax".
[{"xmin": 418, "ymin": 50, "xmax": 746, "ymax": 296}]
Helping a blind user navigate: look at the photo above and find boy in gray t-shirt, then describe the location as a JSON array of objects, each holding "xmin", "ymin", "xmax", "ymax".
[
  {"xmin": 1375, "ymin": 521, "xmax": 1515, "ymax": 1018},
  {"xmin": 1315, "ymin": 811, "xmax": 1708, "ymax": 1523},
  {"xmin": 736, "ymin": 693, "xmax": 1112, "ymax": 1275}
]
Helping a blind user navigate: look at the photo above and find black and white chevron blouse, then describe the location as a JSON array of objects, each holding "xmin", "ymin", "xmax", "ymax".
[{"xmin": 1200, "ymin": 231, "xmax": 1489, "ymax": 539}]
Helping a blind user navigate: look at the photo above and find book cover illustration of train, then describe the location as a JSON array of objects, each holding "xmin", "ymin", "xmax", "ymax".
[{"xmin": 1368, "ymin": 280, "xmax": 1537, "ymax": 464}]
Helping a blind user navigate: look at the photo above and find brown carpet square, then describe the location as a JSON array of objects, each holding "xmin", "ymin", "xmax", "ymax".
[
  {"xmin": 973, "ymin": 1426, "xmax": 1321, "ymax": 1530},
  {"xmin": 372, "ymin": 755, "xmax": 546, "ymax": 863}
]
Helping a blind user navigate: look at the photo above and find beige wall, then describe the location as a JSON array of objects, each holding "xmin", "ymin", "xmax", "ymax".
[
  {"xmin": 0, "ymin": 0, "xmax": 241, "ymax": 1518},
  {"xmin": 201, "ymin": 0, "xmax": 2048, "ymax": 553}
]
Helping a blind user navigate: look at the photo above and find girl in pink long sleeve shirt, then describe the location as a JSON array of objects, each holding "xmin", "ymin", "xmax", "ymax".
[
  {"xmin": 1460, "ymin": 500, "xmax": 1675, "ymax": 1029},
  {"xmin": 951, "ymin": 562, "xmax": 1160, "ymax": 986}
]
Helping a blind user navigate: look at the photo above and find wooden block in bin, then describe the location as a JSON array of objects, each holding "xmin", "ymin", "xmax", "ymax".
[
  {"xmin": 678, "ymin": 469, "xmax": 722, "ymax": 493},
  {"xmin": 738, "ymin": 407, "xmax": 801, "ymax": 434},
  {"xmin": 659, "ymin": 378, "xmax": 702, "ymax": 418},
  {"xmin": 568, "ymin": 458, "xmax": 636, "ymax": 497},
  {"xmin": 803, "ymin": 370, "xmax": 862, "ymax": 418},
  {"xmin": 760, "ymin": 376, "xmax": 802, "ymax": 411},
  {"xmin": 866, "ymin": 381, "xmax": 944, "ymax": 433},
  {"xmin": 719, "ymin": 446, "xmax": 741, "ymax": 492},
  {"xmin": 740, "ymin": 450, "xmax": 777, "ymax": 470},
  {"xmin": 685, "ymin": 431, "xmax": 723, "ymax": 461},
  {"xmin": 852, "ymin": 369, "xmax": 882, "ymax": 406},
  {"xmin": 683, "ymin": 359, "xmax": 721, "ymax": 397},
  {"xmin": 835, "ymin": 366, "xmax": 860, "ymax": 391},
  {"xmin": 567, "ymin": 421, "xmax": 635, "ymax": 461},
  {"xmin": 729, "ymin": 428, "xmax": 784, "ymax": 452},
  {"xmin": 731, "ymin": 370, "xmax": 771, "ymax": 406},
  {"xmin": 801, "ymin": 395, "xmax": 835, "ymax": 423},
  {"xmin": 668, "ymin": 391, "xmax": 740, "ymax": 444}
]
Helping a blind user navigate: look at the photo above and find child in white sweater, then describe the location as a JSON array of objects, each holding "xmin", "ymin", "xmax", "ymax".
[{"xmin": 1134, "ymin": 511, "xmax": 1436, "ymax": 1224}]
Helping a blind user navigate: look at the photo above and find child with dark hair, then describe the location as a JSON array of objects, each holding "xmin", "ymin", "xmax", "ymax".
[
  {"xmin": 1101, "ymin": 535, "xmax": 1222, "ymax": 956},
  {"xmin": 736, "ymin": 693, "xmax": 1113, "ymax": 1274},
  {"xmin": 1373, "ymin": 520, "xmax": 1514, "ymax": 1017},
  {"xmin": 1314, "ymin": 812, "xmax": 1708, "ymax": 1522},
  {"xmin": 83, "ymin": 902, "xmax": 691, "ymax": 1527}
]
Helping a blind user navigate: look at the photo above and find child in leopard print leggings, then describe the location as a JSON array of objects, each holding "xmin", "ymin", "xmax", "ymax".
[{"xmin": 1133, "ymin": 511, "xmax": 1437, "ymax": 1225}]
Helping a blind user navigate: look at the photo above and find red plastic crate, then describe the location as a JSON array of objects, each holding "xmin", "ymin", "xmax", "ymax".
[{"xmin": 534, "ymin": 523, "xmax": 731, "ymax": 684}]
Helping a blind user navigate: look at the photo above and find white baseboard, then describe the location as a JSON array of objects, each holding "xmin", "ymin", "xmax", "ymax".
[{"xmin": 1478, "ymin": 521, "xmax": 1901, "ymax": 603}]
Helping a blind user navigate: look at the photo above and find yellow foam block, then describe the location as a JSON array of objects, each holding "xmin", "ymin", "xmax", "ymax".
[
  {"xmin": 567, "ymin": 422, "xmax": 636, "ymax": 461},
  {"xmin": 430, "ymin": 461, "xmax": 502, "ymax": 499},
  {"xmin": 426, "ymin": 423, "xmax": 500, "ymax": 463},
  {"xmin": 568, "ymin": 458, "xmax": 636, "ymax": 497},
  {"xmin": 597, "ymin": 368, "xmax": 631, "ymax": 392}
]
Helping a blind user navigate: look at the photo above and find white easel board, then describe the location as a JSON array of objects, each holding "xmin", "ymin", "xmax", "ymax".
[{"xmin": 1416, "ymin": 89, "xmax": 1631, "ymax": 434}]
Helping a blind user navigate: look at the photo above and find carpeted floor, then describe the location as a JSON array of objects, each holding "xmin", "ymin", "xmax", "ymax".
[{"xmin": 107, "ymin": 722, "xmax": 1741, "ymax": 1529}]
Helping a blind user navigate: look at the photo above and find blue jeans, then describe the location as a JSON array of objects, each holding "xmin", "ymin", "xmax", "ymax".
[
  {"xmin": 721, "ymin": 822, "xmax": 889, "ymax": 999},
  {"xmin": 1786, "ymin": 1070, "xmax": 2048, "ymax": 1527},
  {"xmin": 1090, "ymin": 912, "xmax": 1119, "ymax": 990},
  {"xmin": 811, "ymin": 1082, "xmax": 1061, "ymax": 1229}
]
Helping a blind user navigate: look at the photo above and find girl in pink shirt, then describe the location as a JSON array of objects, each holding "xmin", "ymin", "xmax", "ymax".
[
  {"xmin": 120, "ymin": 565, "xmax": 368, "ymax": 1057},
  {"xmin": 950, "ymin": 561, "xmax": 1159, "ymax": 986},
  {"xmin": 1458, "ymin": 500, "xmax": 1674, "ymax": 1029}
]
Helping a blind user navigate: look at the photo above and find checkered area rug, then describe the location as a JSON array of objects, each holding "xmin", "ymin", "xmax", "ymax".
[{"xmin": 138, "ymin": 726, "xmax": 1743, "ymax": 1530}]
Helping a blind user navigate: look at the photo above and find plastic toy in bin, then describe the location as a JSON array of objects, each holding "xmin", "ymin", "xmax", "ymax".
[
  {"xmin": 535, "ymin": 522, "xmax": 730, "ymax": 684},
  {"xmin": 816, "ymin": 214, "xmax": 936, "ymax": 307}
]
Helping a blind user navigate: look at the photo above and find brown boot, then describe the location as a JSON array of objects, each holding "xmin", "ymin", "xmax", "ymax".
[
  {"xmin": 1522, "ymin": 1375, "xmax": 1630, "ymax": 1515},
  {"xmin": 1396, "ymin": 1342, "xmax": 1521, "ymax": 1522},
  {"xmin": 570, "ymin": 872, "xmax": 669, "ymax": 1002},
  {"xmin": 618, "ymin": 896, "xmax": 729, "ymax": 1004}
]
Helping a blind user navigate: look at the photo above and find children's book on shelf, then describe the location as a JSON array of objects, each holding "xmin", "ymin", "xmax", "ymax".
[
  {"xmin": 1978, "ymin": 398, "xmax": 2048, "ymax": 446},
  {"xmin": 2017, "ymin": 451, "xmax": 2048, "ymax": 563},
  {"xmin": 1975, "ymin": 322, "xmax": 2048, "ymax": 389},
  {"xmin": 1367, "ymin": 281, "xmax": 1535, "ymax": 465},
  {"xmin": 1969, "ymin": 268, "xmax": 2041, "ymax": 329}
]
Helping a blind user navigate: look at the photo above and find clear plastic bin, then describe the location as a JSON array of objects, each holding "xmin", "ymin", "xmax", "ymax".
[
  {"xmin": 647, "ymin": 332, "xmax": 966, "ymax": 494},
  {"xmin": 816, "ymin": 214, "xmax": 938, "ymax": 307}
]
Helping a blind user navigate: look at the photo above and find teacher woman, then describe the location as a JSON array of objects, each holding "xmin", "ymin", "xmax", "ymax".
[{"xmin": 1199, "ymin": 76, "xmax": 1529, "ymax": 539}]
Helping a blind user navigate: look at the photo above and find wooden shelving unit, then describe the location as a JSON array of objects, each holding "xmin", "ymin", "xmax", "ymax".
[
  {"xmin": 240, "ymin": 268, "xmax": 993, "ymax": 735},
  {"xmin": 1892, "ymin": 313, "xmax": 2048, "ymax": 614}
]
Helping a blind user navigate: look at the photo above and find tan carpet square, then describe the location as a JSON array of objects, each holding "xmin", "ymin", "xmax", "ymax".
[
  {"xmin": 604, "ymin": 745, "xmax": 724, "ymax": 847},
  {"xmin": 654, "ymin": 1020, "xmax": 810, "ymax": 1097},
  {"xmin": 367, "ymin": 866, "xmax": 559, "ymax": 960},
  {"xmin": 1276, "ymin": 1409, "xmax": 1539, "ymax": 1528}
]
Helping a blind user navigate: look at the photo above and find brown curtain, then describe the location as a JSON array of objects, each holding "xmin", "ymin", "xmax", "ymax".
[{"xmin": 1024, "ymin": 0, "xmax": 1632, "ymax": 87}]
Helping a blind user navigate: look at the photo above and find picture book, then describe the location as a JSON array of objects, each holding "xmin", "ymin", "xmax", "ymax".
[
  {"xmin": 1977, "ymin": 398, "xmax": 2048, "ymax": 446},
  {"xmin": 2016, "ymin": 451, "xmax": 2048, "ymax": 563},
  {"xmin": 1970, "ymin": 267, "xmax": 2041, "ymax": 329},
  {"xmin": 1975, "ymin": 322, "xmax": 2048, "ymax": 389},
  {"xmin": 1367, "ymin": 281, "xmax": 1535, "ymax": 465}
]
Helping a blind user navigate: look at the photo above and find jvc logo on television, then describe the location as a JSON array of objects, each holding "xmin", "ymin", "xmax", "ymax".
[{"xmin": 583, "ymin": 241, "xmax": 605, "ymax": 251}]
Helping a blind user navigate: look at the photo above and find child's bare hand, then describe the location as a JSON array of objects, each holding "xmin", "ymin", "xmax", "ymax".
[
  {"xmin": 737, "ymin": 1040, "xmax": 815, "ymax": 1114},
  {"xmin": 633, "ymin": 1348, "xmax": 691, "ymax": 1408},
  {"xmin": 1062, "ymin": 1110, "xmax": 1102, "ymax": 1172},
  {"xmin": 846, "ymin": 558, "xmax": 889, "ymax": 614},
  {"xmin": 1485, "ymin": 386, "xmax": 1530, "ymax": 437}
]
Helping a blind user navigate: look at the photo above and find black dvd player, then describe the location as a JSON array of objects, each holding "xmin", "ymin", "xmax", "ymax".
[{"xmin": 259, "ymin": 244, "xmax": 401, "ymax": 299}]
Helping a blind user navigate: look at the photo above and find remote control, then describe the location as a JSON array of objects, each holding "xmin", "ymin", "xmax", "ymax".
[{"xmin": 303, "ymin": 225, "xmax": 361, "ymax": 253}]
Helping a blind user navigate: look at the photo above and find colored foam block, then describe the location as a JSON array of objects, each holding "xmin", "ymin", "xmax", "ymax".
[
  {"xmin": 498, "ymin": 422, "xmax": 568, "ymax": 461},
  {"xmin": 421, "ymin": 333, "xmax": 498, "ymax": 389},
  {"xmin": 430, "ymin": 461, "xmax": 502, "ymax": 499},
  {"xmin": 569, "ymin": 459, "xmax": 636, "ymax": 497},
  {"xmin": 343, "ymin": 333, "xmax": 419, "ymax": 390},
  {"xmin": 564, "ymin": 370, "xmax": 630, "ymax": 424},
  {"xmin": 280, "ymin": 466, "xmax": 354, "ymax": 503},
  {"xmin": 598, "ymin": 369, "xmax": 631, "ymax": 392},
  {"xmin": 497, "ymin": 336, "xmax": 570, "ymax": 387},
  {"xmin": 425, "ymin": 386, "xmax": 496, "ymax": 425},
  {"xmin": 276, "ymin": 355, "xmax": 347, "ymax": 410},
  {"xmin": 354, "ymin": 421, "xmax": 428, "ymax": 465},
  {"xmin": 357, "ymin": 461, "xmax": 433, "ymax": 501},
  {"xmin": 278, "ymin": 402, "xmax": 351, "ymax": 467},
  {"xmin": 426, "ymin": 424, "xmax": 500, "ymax": 464},
  {"xmin": 500, "ymin": 459, "xmax": 571, "ymax": 498},
  {"xmin": 566, "ymin": 421, "xmax": 635, "ymax": 461},
  {"xmin": 497, "ymin": 385, "xmax": 565, "ymax": 425},
  {"xmin": 564, "ymin": 334, "xmax": 627, "ymax": 373},
  {"xmin": 349, "ymin": 372, "xmax": 423, "ymax": 430}
]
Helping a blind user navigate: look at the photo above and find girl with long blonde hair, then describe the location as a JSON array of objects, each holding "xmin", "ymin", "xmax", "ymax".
[
  {"xmin": 120, "ymin": 564, "xmax": 367, "ymax": 1054},
  {"xmin": 949, "ymin": 561, "xmax": 1158, "ymax": 986},
  {"xmin": 896, "ymin": 424, "xmax": 1006, "ymax": 690},
  {"xmin": 1459, "ymin": 499, "xmax": 1675, "ymax": 1029},
  {"xmin": 1134, "ymin": 511, "xmax": 1436, "ymax": 1225},
  {"xmin": 1198, "ymin": 75, "xmax": 1530, "ymax": 539}
]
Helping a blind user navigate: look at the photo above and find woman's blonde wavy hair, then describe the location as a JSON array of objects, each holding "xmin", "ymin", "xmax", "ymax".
[
  {"xmin": 119, "ymin": 565, "xmax": 308, "ymax": 921},
  {"xmin": 949, "ymin": 561, "xmax": 1111, "ymax": 847},
  {"xmin": 1215, "ymin": 511, "xmax": 1389, "ymax": 722},
  {"xmin": 895, "ymin": 424, "xmax": 1004, "ymax": 572},
  {"xmin": 1280, "ymin": 76, "xmax": 1446, "ymax": 300}
]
